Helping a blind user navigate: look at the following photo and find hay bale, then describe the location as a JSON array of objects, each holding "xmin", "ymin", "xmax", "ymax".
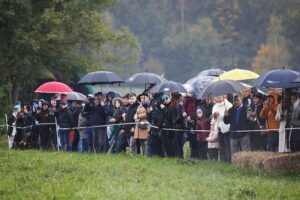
[
  {"xmin": 232, "ymin": 151, "xmax": 300, "ymax": 173},
  {"xmin": 263, "ymin": 152, "xmax": 300, "ymax": 173}
]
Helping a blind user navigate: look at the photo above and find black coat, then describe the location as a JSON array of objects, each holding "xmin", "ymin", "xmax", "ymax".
[
  {"xmin": 162, "ymin": 103, "xmax": 172, "ymax": 128},
  {"xmin": 57, "ymin": 107, "xmax": 74, "ymax": 129},
  {"xmin": 171, "ymin": 103, "xmax": 186, "ymax": 129},
  {"xmin": 123, "ymin": 101, "xmax": 139, "ymax": 137},
  {"xmin": 224, "ymin": 105, "xmax": 250, "ymax": 139},
  {"xmin": 72, "ymin": 106, "xmax": 83, "ymax": 127},
  {"xmin": 36, "ymin": 109, "xmax": 55, "ymax": 133}
]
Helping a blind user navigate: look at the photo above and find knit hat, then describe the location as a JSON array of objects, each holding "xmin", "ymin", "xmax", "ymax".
[
  {"xmin": 197, "ymin": 108, "xmax": 203, "ymax": 114},
  {"xmin": 162, "ymin": 94, "xmax": 171, "ymax": 100},
  {"xmin": 14, "ymin": 105, "xmax": 21, "ymax": 109}
]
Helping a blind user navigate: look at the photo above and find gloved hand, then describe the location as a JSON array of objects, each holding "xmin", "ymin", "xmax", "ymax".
[{"xmin": 183, "ymin": 112, "xmax": 187, "ymax": 117}]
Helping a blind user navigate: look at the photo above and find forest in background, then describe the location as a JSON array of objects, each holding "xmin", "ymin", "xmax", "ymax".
[{"xmin": 1, "ymin": 0, "xmax": 300, "ymax": 118}]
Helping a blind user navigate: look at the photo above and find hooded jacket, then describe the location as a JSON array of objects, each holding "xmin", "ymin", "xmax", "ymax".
[{"xmin": 211, "ymin": 99, "xmax": 232, "ymax": 133}]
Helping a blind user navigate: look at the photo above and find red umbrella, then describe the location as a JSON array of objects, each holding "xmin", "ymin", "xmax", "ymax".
[{"xmin": 35, "ymin": 81, "xmax": 73, "ymax": 93}]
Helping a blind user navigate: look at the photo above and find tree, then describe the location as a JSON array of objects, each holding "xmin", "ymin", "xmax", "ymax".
[
  {"xmin": 252, "ymin": 15, "xmax": 291, "ymax": 74},
  {"xmin": 163, "ymin": 18, "xmax": 230, "ymax": 82},
  {"xmin": 0, "ymin": 0, "xmax": 139, "ymax": 114}
]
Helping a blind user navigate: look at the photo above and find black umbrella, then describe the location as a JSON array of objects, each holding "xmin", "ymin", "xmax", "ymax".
[
  {"xmin": 199, "ymin": 80, "xmax": 245, "ymax": 99},
  {"xmin": 126, "ymin": 72, "xmax": 167, "ymax": 85},
  {"xmin": 149, "ymin": 81, "xmax": 187, "ymax": 93},
  {"xmin": 254, "ymin": 69, "xmax": 300, "ymax": 88},
  {"xmin": 78, "ymin": 71, "xmax": 124, "ymax": 85},
  {"xmin": 198, "ymin": 69, "xmax": 225, "ymax": 77}
]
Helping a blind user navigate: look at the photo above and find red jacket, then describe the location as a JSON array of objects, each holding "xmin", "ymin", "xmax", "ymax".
[
  {"xmin": 196, "ymin": 117, "xmax": 211, "ymax": 142},
  {"xmin": 183, "ymin": 96, "xmax": 197, "ymax": 116}
]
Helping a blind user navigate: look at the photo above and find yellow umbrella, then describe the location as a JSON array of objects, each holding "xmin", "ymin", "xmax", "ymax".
[{"xmin": 213, "ymin": 68, "xmax": 259, "ymax": 82}]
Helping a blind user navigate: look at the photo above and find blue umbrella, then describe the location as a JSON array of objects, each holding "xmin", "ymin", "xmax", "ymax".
[{"xmin": 254, "ymin": 69, "xmax": 300, "ymax": 88}]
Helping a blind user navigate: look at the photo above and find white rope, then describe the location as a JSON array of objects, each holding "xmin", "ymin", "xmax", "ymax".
[{"xmin": 3, "ymin": 121, "xmax": 300, "ymax": 133}]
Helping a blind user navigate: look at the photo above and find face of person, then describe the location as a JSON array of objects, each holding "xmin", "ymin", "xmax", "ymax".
[
  {"xmin": 267, "ymin": 96, "xmax": 274, "ymax": 104},
  {"xmin": 95, "ymin": 95, "xmax": 103, "ymax": 104},
  {"xmin": 42, "ymin": 104, "xmax": 48, "ymax": 110},
  {"xmin": 163, "ymin": 97, "xmax": 171, "ymax": 104},
  {"xmin": 214, "ymin": 96, "xmax": 224, "ymax": 103},
  {"xmin": 71, "ymin": 101, "xmax": 78, "ymax": 107},
  {"xmin": 197, "ymin": 113, "xmax": 203, "ymax": 118},
  {"xmin": 291, "ymin": 95, "xmax": 297, "ymax": 104},
  {"xmin": 187, "ymin": 92, "xmax": 194, "ymax": 97},
  {"xmin": 51, "ymin": 100, "xmax": 56, "ymax": 106},
  {"xmin": 60, "ymin": 103, "xmax": 67, "ymax": 109},
  {"xmin": 234, "ymin": 97, "xmax": 242, "ymax": 107},
  {"xmin": 107, "ymin": 95, "xmax": 112, "ymax": 101},
  {"xmin": 242, "ymin": 89, "xmax": 250, "ymax": 97},
  {"xmin": 38, "ymin": 101, "xmax": 43, "ymax": 108},
  {"xmin": 123, "ymin": 98, "xmax": 129, "ymax": 105},
  {"xmin": 140, "ymin": 95, "xmax": 148, "ymax": 104},
  {"xmin": 274, "ymin": 88, "xmax": 282, "ymax": 96},
  {"xmin": 115, "ymin": 100, "xmax": 121, "ymax": 108},
  {"xmin": 253, "ymin": 97, "xmax": 261, "ymax": 105},
  {"xmin": 129, "ymin": 96, "xmax": 137, "ymax": 104}
]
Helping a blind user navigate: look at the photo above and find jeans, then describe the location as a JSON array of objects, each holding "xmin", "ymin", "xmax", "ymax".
[
  {"xmin": 78, "ymin": 139, "xmax": 88, "ymax": 153},
  {"xmin": 59, "ymin": 130, "xmax": 71, "ymax": 152},
  {"xmin": 85, "ymin": 128, "xmax": 93, "ymax": 153}
]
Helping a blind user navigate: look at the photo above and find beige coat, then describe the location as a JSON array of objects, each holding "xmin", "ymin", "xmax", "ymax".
[{"xmin": 134, "ymin": 105, "xmax": 149, "ymax": 139}]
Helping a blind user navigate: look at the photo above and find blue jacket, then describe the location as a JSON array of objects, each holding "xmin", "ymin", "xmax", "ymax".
[{"xmin": 224, "ymin": 105, "xmax": 250, "ymax": 139}]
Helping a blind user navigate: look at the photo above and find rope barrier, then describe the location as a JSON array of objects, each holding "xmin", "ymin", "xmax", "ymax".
[{"xmin": 3, "ymin": 121, "xmax": 300, "ymax": 134}]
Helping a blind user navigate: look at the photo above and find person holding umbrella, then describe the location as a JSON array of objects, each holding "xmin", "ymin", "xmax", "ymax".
[{"xmin": 91, "ymin": 92, "xmax": 109, "ymax": 153}]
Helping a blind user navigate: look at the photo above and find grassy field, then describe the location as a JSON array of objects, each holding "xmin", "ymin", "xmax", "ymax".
[{"xmin": 0, "ymin": 139, "xmax": 300, "ymax": 200}]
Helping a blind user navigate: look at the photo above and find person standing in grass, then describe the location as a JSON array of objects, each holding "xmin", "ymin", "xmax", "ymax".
[
  {"xmin": 206, "ymin": 121, "xmax": 219, "ymax": 161},
  {"xmin": 195, "ymin": 108, "xmax": 210, "ymax": 160},
  {"xmin": 108, "ymin": 97, "xmax": 125, "ymax": 153},
  {"xmin": 171, "ymin": 92, "xmax": 185, "ymax": 158},
  {"xmin": 211, "ymin": 95, "xmax": 232, "ymax": 163},
  {"xmin": 224, "ymin": 95, "xmax": 251, "ymax": 158},
  {"xmin": 7, "ymin": 105, "xmax": 20, "ymax": 149},
  {"xmin": 161, "ymin": 94, "xmax": 175, "ymax": 157},
  {"xmin": 36, "ymin": 101, "xmax": 54, "ymax": 150},
  {"xmin": 56, "ymin": 100, "xmax": 74, "ymax": 152},
  {"xmin": 260, "ymin": 92, "xmax": 280, "ymax": 152},
  {"xmin": 133, "ymin": 93, "xmax": 150, "ymax": 155},
  {"xmin": 117, "ymin": 93, "xmax": 139, "ymax": 153}
]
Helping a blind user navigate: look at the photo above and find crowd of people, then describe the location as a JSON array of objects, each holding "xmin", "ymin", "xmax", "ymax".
[{"xmin": 6, "ymin": 87, "xmax": 300, "ymax": 162}]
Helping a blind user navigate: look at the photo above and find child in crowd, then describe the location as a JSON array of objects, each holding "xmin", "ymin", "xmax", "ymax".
[{"xmin": 206, "ymin": 121, "xmax": 219, "ymax": 161}]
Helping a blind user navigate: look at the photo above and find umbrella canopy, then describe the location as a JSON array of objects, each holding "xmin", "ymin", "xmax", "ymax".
[
  {"xmin": 35, "ymin": 81, "xmax": 73, "ymax": 93},
  {"xmin": 199, "ymin": 80, "xmax": 245, "ymax": 99},
  {"xmin": 78, "ymin": 71, "xmax": 124, "ymax": 85},
  {"xmin": 149, "ymin": 81, "xmax": 187, "ymax": 93},
  {"xmin": 186, "ymin": 75, "xmax": 215, "ymax": 99},
  {"xmin": 198, "ymin": 69, "xmax": 225, "ymax": 77},
  {"xmin": 254, "ymin": 69, "xmax": 300, "ymax": 88},
  {"xmin": 213, "ymin": 68, "xmax": 259, "ymax": 82},
  {"xmin": 126, "ymin": 72, "xmax": 167, "ymax": 85},
  {"xmin": 54, "ymin": 92, "xmax": 87, "ymax": 102},
  {"xmin": 291, "ymin": 75, "xmax": 300, "ymax": 83}
]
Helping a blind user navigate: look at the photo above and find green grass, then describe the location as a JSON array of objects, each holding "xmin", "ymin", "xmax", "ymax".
[{"xmin": 0, "ymin": 139, "xmax": 300, "ymax": 199}]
